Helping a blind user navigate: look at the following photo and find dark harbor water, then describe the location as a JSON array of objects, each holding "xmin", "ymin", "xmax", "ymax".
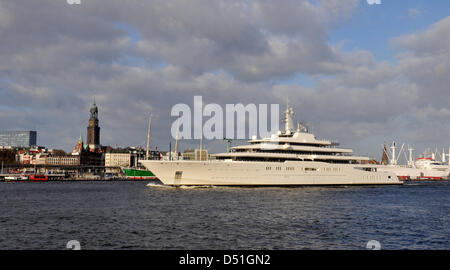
[{"xmin": 0, "ymin": 181, "xmax": 448, "ymax": 250}]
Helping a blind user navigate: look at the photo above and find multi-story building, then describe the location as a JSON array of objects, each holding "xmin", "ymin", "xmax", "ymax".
[
  {"xmin": 16, "ymin": 147, "xmax": 46, "ymax": 165},
  {"xmin": 35, "ymin": 154, "xmax": 80, "ymax": 166},
  {"xmin": 105, "ymin": 152, "xmax": 131, "ymax": 167},
  {"xmin": 0, "ymin": 131, "xmax": 37, "ymax": 148}
]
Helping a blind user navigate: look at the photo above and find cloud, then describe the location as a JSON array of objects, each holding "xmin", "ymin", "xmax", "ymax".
[
  {"xmin": 253, "ymin": 0, "xmax": 359, "ymax": 36},
  {"xmin": 0, "ymin": 2, "xmax": 13, "ymax": 34},
  {"xmin": 129, "ymin": 0, "xmax": 362, "ymax": 81},
  {"xmin": 0, "ymin": 0, "xmax": 449, "ymax": 159},
  {"xmin": 392, "ymin": 17, "xmax": 450, "ymax": 108},
  {"xmin": 393, "ymin": 16, "xmax": 450, "ymax": 55}
]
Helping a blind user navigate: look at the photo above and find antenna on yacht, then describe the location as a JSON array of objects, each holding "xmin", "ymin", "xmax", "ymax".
[
  {"xmin": 296, "ymin": 122, "xmax": 308, "ymax": 133},
  {"xmin": 390, "ymin": 142, "xmax": 397, "ymax": 165},
  {"xmin": 199, "ymin": 129, "xmax": 203, "ymax": 161},
  {"xmin": 442, "ymin": 148, "xmax": 446, "ymax": 163},
  {"xmin": 146, "ymin": 114, "xmax": 152, "ymax": 160},
  {"xmin": 389, "ymin": 142, "xmax": 405, "ymax": 165},
  {"xmin": 174, "ymin": 115, "xmax": 181, "ymax": 160},
  {"xmin": 283, "ymin": 102, "xmax": 295, "ymax": 134}
]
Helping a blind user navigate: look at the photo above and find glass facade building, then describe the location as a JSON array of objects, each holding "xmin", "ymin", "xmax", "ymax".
[{"xmin": 0, "ymin": 131, "xmax": 37, "ymax": 147}]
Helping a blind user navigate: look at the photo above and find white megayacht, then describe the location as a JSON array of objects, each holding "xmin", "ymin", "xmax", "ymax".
[{"xmin": 140, "ymin": 105, "xmax": 401, "ymax": 186}]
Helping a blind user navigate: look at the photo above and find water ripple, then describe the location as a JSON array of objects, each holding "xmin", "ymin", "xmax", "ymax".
[{"xmin": 0, "ymin": 181, "xmax": 449, "ymax": 249}]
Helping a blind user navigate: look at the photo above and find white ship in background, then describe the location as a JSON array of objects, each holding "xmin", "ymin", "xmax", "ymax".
[
  {"xmin": 374, "ymin": 142, "xmax": 450, "ymax": 180},
  {"xmin": 140, "ymin": 104, "xmax": 400, "ymax": 186}
]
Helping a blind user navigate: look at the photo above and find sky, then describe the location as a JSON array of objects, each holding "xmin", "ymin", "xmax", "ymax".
[{"xmin": 1, "ymin": 0, "xmax": 450, "ymax": 162}]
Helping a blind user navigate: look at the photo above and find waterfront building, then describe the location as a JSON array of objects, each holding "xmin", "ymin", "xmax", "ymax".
[
  {"xmin": 105, "ymin": 152, "xmax": 131, "ymax": 168},
  {"xmin": 105, "ymin": 147, "xmax": 161, "ymax": 166},
  {"xmin": 80, "ymin": 151, "xmax": 104, "ymax": 166},
  {"xmin": 0, "ymin": 131, "xmax": 37, "ymax": 148},
  {"xmin": 16, "ymin": 147, "xmax": 46, "ymax": 165},
  {"xmin": 36, "ymin": 154, "xmax": 80, "ymax": 166},
  {"xmin": 16, "ymin": 146, "xmax": 80, "ymax": 166},
  {"xmin": 16, "ymin": 151, "xmax": 35, "ymax": 164},
  {"xmin": 127, "ymin": 147, "xmax": 161, "ymax": 163}
]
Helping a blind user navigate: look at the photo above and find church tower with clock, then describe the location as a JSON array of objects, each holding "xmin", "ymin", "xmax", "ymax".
[{"xmin": 87, "ymin": 99, "xmax": 101, "ymax": 152}]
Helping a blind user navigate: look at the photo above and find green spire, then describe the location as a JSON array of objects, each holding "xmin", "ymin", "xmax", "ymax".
[{"xmin": 79, "ymin": 130, "xmax": 83, "ymax": 143}]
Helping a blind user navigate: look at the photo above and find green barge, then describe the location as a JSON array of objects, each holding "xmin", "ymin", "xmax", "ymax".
[{"xmin": 123, "ymin": 167, "xmax": 157, "ymax": 180}]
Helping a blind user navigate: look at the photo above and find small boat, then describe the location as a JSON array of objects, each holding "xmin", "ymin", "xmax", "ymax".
[
  {"xmin": 4, "ymin": 176, "xmax": 19, "ymax": 181},
  {"xmin": 29, "ymin": 174, "xmax": 48, "ymax": 181},
  {"xmin": 4, "ymin": 175, "xmax": 29, "ymax": 181}
]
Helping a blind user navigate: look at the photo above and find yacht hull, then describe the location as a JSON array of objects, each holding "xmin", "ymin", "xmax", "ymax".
[{"xmin": 140, "ymin": 160, "xmax": 401, "ymax": 186}]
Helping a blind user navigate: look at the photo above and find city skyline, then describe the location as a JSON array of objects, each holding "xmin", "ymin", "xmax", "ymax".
[{"xmin": 1, "ymin": 0, "xmax": 450, "ymax": 160}]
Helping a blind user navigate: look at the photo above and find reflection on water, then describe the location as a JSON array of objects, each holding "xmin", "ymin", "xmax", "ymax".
[{"xmin": 0, "ymin": 181, "xmax": 449, "ymax": 249}]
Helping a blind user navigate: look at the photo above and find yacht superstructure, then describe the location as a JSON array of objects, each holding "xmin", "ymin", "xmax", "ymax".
[{"xmin": 140, "ymin": 105, "xmax": 401, "ymax": 186}]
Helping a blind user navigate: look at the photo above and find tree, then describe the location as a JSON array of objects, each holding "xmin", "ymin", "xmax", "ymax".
[
  {"xmin": 0, "ymin": 150, "xmax": 18, "ymax": 164},
  {"xmin": 52, "ymin": 149, "xmax": 67, "ymax": 156}
]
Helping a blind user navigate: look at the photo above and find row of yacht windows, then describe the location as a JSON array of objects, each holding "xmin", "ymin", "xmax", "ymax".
[
  {"xmin": 249, "ymin": 142, "xmax": 334, "ymax": 147},
  {"xmin": 217, "ymin": 157, "xmax": 356, "ymax": 164},
  {"xmin": 233, "ymin": 149, "xmax": 349, "ymax": 156},
  {"xmin": 264, "ymin": 167, "xmax": 341, "ymax": 172}
]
